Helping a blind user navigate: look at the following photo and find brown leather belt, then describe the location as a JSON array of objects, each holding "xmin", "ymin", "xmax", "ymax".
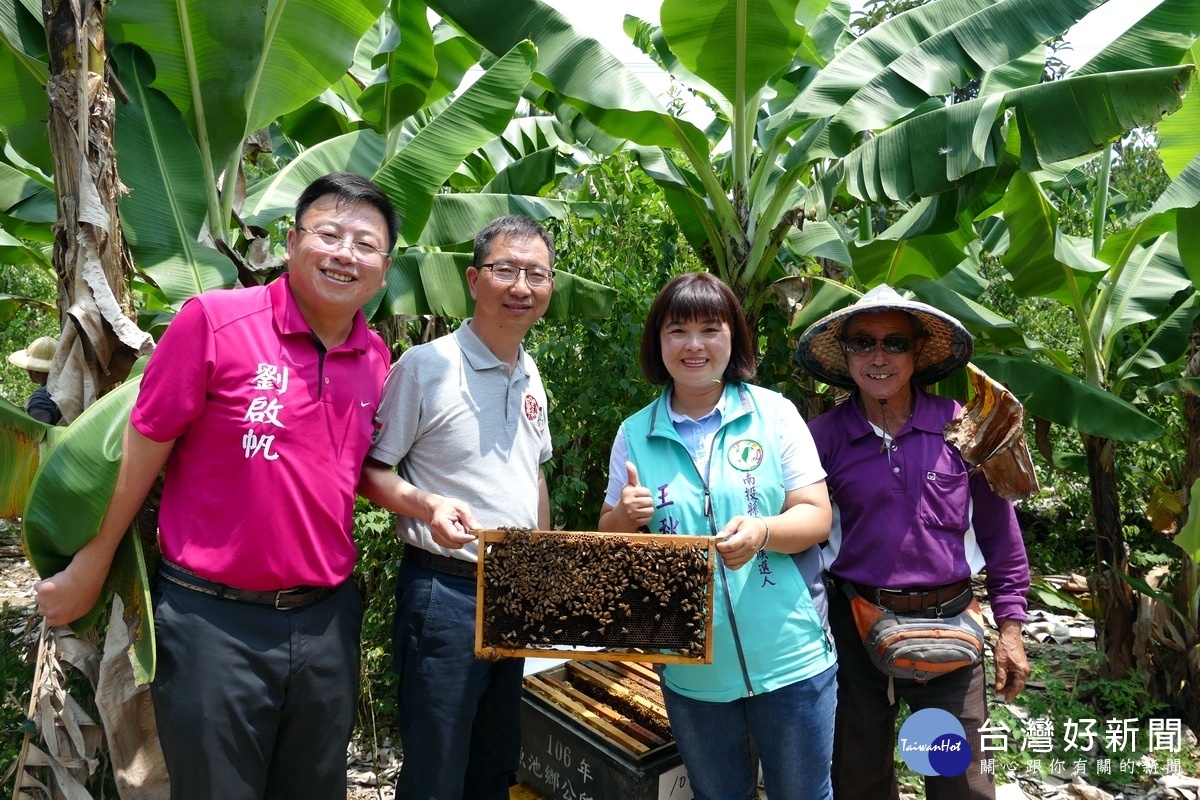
[
  {"xmin": 852, "ymin": 578, "xmax": 971, "ymax": 613},
  {"xmin": 158, "ymin": 560, "xmax": 337, "ymax": 610},
  {"xmin": 402, "ymin": 547, "xmax": 478, "ymax": 580}
]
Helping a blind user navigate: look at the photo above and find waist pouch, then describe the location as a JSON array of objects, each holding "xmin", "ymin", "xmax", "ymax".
[{"xmin": 844, "ymin": 583, "xmax": 985, "ymax": 683}]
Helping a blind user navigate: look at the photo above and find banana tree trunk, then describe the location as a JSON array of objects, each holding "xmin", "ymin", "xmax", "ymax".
[
  {"xmin": 45, "ymin": 0, "xmax": 147, "ymax": 423},
  {"xmin": 1084, "ymin": 432, "xmax": 1135, "ymax": 678}
]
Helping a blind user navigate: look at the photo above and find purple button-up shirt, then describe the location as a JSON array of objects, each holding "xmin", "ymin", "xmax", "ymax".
[{"xmin": 809, "ymin": 387, "xmax": 1029, "ymax": 623}]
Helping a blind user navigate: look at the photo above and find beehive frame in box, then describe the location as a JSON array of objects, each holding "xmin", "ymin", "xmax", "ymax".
[{"xmin": 475, "ymin": 528, "xmax": 716, "ymax": 664}]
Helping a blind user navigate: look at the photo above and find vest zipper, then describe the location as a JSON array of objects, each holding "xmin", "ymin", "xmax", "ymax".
[{"xmin": 692, "ymin": 434, "xmax": 755, "ymax": 699}]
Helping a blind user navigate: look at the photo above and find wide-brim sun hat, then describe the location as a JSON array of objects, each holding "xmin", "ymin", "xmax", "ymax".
[
  {"xmin": 795, "ymin": 284, "xmax": 973, "ymax": 389},
  {"xmin": 7, "ymin": 336, "xmax": 57, "ymax": 372}
]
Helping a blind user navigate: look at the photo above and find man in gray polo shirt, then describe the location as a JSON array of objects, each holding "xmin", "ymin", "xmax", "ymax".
[{"xmin": 359, "ymin": 215, "xmax": 554, "ymax": 800}]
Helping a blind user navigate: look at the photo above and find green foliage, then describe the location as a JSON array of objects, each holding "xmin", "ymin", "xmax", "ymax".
[
  {"xmin": 530, "ymin": 154, "xmax": 699, "ymax": 530},
  {"xmin": 352, "ymin": 498, "xmax": 401, "ymax": 731},
  {"xmin": 0, "ymin": 597, "xmax": 34, "ymax": 782},
  {"xmin": 985, "ymin": 646, "xmax": 1196, "ymax": 780},
  {"xmin": 0, "ymin": 264, "xmax": 57, "ymax": 409},
  {"xmin": 1054, "ymin": 131, "xmax": 1172, "ymax": 240}
]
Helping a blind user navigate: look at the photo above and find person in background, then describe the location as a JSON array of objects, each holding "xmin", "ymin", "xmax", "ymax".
[
  {"xmin": 795, "ymin": 284, "xmax": 1030, "ymax": 800},
  {"xmin": 8, "ymin": 336, "xmax": 63, "ymax": 425},
  {"xmin": 599, "ymin": 272, "xmax": 837, "ymax": 800},
  {"xmin": 358, "ymin": 215, "xmax": 555, "ymax": 800},
  {"xmin": 34, "ymin": 172, "xmax": 396, "ymax": 800}
]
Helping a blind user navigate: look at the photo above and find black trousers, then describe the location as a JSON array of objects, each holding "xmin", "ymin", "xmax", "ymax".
[
  {"xmin": 150, "ymin": 578, "xmax": 363, "ymax": 800},
  {"xmin": 828, "ymin": 583, "xmax": 995, "ymax": 800}
]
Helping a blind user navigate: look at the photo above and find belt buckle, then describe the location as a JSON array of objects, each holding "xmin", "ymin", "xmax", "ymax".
[
  {"xmin": 874, "ymin": 587, "xmax": 903, "ymax": 607},
  {"xmin": 274, "ymin": 588, "xmax": 307, "ymax": 610}
]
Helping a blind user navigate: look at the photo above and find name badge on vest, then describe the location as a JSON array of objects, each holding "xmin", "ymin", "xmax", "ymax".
[{"xmin": 728, "ymin": 439, "xmax": 764, "ymax": 471}]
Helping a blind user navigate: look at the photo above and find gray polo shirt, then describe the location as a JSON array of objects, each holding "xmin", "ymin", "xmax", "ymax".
[{"xmin": 367, "ymin": 320, "xmax": 552, "ymax": 561}]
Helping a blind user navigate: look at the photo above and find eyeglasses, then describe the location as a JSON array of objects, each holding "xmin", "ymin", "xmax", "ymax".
[
  {"xmin": 480, "ymin": 263, "xmax": 555, "ymax": 287},
  {"xmin": 296, "ymin": 226, "xmax": 389, "ymax": 266},
  {"xmin": 840, "ymin": 334, "xmax": 917, "ymax": 355}
]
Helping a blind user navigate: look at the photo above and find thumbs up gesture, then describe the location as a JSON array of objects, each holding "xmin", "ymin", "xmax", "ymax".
[{"xmin": 616, "ymin": 461, "xmax": 654, "ymax": 530}]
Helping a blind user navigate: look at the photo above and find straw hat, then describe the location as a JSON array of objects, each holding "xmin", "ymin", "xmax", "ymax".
[
  {"xmin": 7, "ymin": 336, "xmax": 57, "ymax": 373},
  {"xmin": 795, "ymin": 285, "xmax": 972, "ymax": 389}
]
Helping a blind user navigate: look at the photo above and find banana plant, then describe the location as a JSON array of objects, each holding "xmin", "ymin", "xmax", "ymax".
[
  {"xmin": 21, "ymin": 366, "xmax": 157, "ymax": 682},
  {"xmin": 429, "ymin": 0, "xmax": 1194, "ymax": 325},
  {"xmin": 0, "ymin": 397, "xmax": 59, "ymax": 519}
]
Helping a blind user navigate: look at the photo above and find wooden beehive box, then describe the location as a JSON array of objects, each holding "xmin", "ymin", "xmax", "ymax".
[
  {"xmin": 475, "ymin": 528, "xmax": 716, "ymax": 664},
  {"xmin": 518, "ymin": 661, "xmax": 695, "ymax": 800}
]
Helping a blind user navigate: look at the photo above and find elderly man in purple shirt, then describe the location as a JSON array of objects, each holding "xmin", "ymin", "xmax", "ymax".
[{"xmin": 796, "ymin": 285, "xmax": 1030, "ymax": 800}]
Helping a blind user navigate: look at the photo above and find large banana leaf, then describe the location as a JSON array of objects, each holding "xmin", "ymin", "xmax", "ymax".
[
  {"xmin": 783, "ymin": 220, "xmax": 853, "ymax": 267},
  {"xmin": 378, "ymin": 250, "xmax": 617, "ymax": 322},
  {"xmin": 0, "ymin": 225, "xmax": 49, "ymax": 268},
  {"xmin": 417, "ymin": 192, "xmax": 574, "ymax": 247},
  {"xmin": 22, "ymin": 366, "xmax": 156, "ymax": 682},
  {"xmin": 1074, "ymin": 0, "xmax": 1199, "ymax": 77},
  {"xmin": 107, "ymin": 0, "xmax": 386, "ymax": 183},
  {"xmin": 242, "ymin": 130, "xmax": 390, "ymax": 227},
  {"xmin": 1000, "ymin": 171, "xmax": 1108, "ymax": 302},
  {"xmin": 0, "ymin": 159, "xmax": 54, "ymax": 224},
  {"xmin": 659, "ymin": 0, "xmax": 805, "ymax": 118},
  {"xmin": 357, "ymin": 0, "xmax": 438, "ymax": 129},
  {"xmin": 1158, "ymin": 86, "xmax": 1200, "ymax": 181},
  {"xmin": 467, "ymin": 117, "xmax": 595, "ymax": 195},
  {"xmin": 373, "ymin": 41, "xmax": 538, "ymax": 244},
  {"xmin": 782, "ymin": 276, "xmax": 862, "ymax": 335},
  {"xmin": 845, "ymin": 198, "xmax": 983, "ymax": 286},
  {"xmin": 797, "ymin": 0, "xmax": 1107, "ymax": 156},
  {"xmin": 841, "ymin": 66, "xmax": 1193, "ymax": 206},
  {"xmin": 1175, "ymin": 478, "xmax": 1200, "ymax": 565},
  {"xmin": 0, "ymin": 0, "xmax": 51, "ymax": 171},
  {"xmin": 113, "ymin": 46, "xmax": 237, "ymax": 307},
  {"xmin": 426, "ymin": 0, "xmax": 708, "ymax": 154},
  {"xmin": 1114, "ymin": 296, "xmax": 1200, "ymax": 387},
  {"xmin": 905, "ymin": 279, "xmax": 1030, "ymax": 352},
  {"xmin": 972, "ymin": 354, "xmax": 1163, "ymax": 442},
  {"xmin": 1102, "ymin": 232, "xmax": 1193, "ymax": 351},
  {"xmin": 0, "ymin": 395, "xmax": 53, "ymax": 520}
]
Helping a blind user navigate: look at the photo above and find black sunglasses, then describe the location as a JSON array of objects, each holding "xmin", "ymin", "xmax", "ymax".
[{"xmin": 840, "ymin": 334, "xmax": 917, "ymax": 355}]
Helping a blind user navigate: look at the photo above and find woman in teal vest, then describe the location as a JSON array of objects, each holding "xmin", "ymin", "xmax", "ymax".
[{"xmin": 599, "ymin": 273, "xmax": 838, "ymax": 800}]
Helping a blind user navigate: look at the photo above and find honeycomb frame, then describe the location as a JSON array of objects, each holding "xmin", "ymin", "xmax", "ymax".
[{"xmin": 475, "ymin": 528, "xmax": 716, "ymax": 664}]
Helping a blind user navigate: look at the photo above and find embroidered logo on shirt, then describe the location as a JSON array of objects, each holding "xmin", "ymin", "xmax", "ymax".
[
  {"xmin": 727, "ymin": 439, "xmax": 764, "ymax": 471},
  {"xmin": 523, "ymin": 393, "xmax": 547, "ymax": 432}
]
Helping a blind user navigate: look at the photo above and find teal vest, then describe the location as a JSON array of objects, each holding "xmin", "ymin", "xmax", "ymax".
[{"xmin": 623, "ymin": 382, "xmax": 835, "ymax": 702}]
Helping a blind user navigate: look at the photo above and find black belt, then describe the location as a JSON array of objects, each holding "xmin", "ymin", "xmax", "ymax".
[
  {"xmin": 158, "ymin": 560, "xmax": 337, "ymax": 610},
  {"xmin": 402, "ymin": 547, "xmax": 477, "ymax": 579},
  {"xmin": 851, "ymin": 578, "xmax": 972, "ymax": 613}
]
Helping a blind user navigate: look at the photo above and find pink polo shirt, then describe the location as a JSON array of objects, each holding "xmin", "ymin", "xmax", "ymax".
[{"xmin": 131, "ymin": 275, "xmax": 390, "ymax": 590}]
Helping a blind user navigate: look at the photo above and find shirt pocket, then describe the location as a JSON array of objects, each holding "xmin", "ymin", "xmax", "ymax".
[{"xmin": 919, "ymin": 468, "xmax": 970, "ymax": 532}]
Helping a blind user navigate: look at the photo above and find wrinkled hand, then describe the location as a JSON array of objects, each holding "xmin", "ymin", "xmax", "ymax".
[
  {"xmin": 715, "ymin": 516, "xmax": 768, "ymax": 571},
  {"xmin": 613, "ymin": 462, "xmax": 653, "ymax": 531},
  {"xmin": 428, "ymin": 495, "xmax": 481, "ymax": 550},
  {"xmin": 34, "ymin": 551, "xmax": 110, "ymax": 627},
  {"xmin": 993, "ymin": 618, "xmax": 1029, "ymax": 701}
]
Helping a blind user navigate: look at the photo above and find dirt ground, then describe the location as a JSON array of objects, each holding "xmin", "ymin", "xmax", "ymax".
[
  {"xmin": 0, "ymin": 541, "xmax": 404, "ymax": 799},
  {"xmin": 6, "ymin": 541, "xmax": 1197, "ymax": 800}
]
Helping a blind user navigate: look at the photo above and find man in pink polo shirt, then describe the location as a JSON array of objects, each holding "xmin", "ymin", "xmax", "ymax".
[{"xmin": 35, "ymin": 172, "xmax": 396, "ymax": 799}]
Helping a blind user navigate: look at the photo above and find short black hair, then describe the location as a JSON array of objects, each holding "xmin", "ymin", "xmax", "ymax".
[
  {"xmin": 640, "ymin": 272, "xmax": 756, "ymax": 386},
  {"xmin": 296, "ymin": 172, "xmax": 399, "ymax": 252},
  {"xmin": 474, "ymin": 215, "xmax": 556, "ymax": 269}
]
